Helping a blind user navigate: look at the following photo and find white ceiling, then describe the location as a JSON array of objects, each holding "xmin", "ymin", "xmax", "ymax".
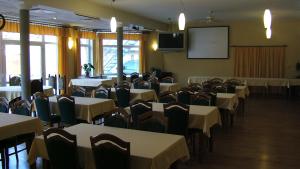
[
  {"xmin": 89, "ymin": 0, "xmax": 300, "ymax": 22},
  {"xmin": 0, "ymin": 0, "xmax": 300, "ymax": 30}
]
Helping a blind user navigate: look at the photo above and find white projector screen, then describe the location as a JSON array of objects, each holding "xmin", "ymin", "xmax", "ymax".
[{"xmin": 188, "ymin": 26, "xmax": 229, "ymax": 59}]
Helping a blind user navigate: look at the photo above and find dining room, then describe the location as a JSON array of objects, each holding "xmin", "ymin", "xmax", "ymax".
[{"xmin": 1, "ymin": 0, "xmax": 300, "ymax": 169}]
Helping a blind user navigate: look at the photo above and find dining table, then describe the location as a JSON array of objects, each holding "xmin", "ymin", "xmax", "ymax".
[
  {"xmin": 0, "ymin": 112, "xmax": 43, "ymax": 141},
  {"xmin": 0, "ymin": 86, "xmax": 54, "ymax": 101},
  {"xmin": 28, "ymin": 123, "xmax": 190, "ymax": 169},
  {"xmin": 48, "ymin": 96, "xmax": 116, "ymax": 123},
  {"xmin": 110, "ymin": 88, "xmax": 158, "ymax": 102}
]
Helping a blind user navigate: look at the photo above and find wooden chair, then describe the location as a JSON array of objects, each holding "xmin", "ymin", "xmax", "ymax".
[
  {"xmin": 159, "ymin": 91, "xmax": 177, "ymax": 104},
  {"xmin": 31, "ymin": 78, "xmax": 43, "ymax": 96},
  {"xmin": 101, "ymin": 108, "xmax": 129, "ymax": 128},
  {"xmin": 48, "ymin": 74, "xmax": 57, "ymax": 95},
  {"xmin": 115, "ymin": 85, "xmax": 131, "ymax": 108},
  {"xmin": 138, "ymin": 111, "xmax": 167, "ymax": 133},
  {"xmin": 130, "ymin": 72, "xmax": 139, "ymax": 83},
  {"xmin": 130, "ymin": 100, "xmax": 152, "ymax": 128},
  {"xmin": 92, "ymin": 86, "xmax": 111, "ymax": 99},
  {"xmin": 191, "ymin": 93, "xmax": 211, "ymax": 106},
  {"xmin": 90, "ymin": 133, "xmax": 130, "ymax": 169},
  {"xmin": 57, "ymin": 95, "xmax": 86, "ymax": 126},
  {"xmin": 160, "ymin": 76, "xmax": 174, "ymax": 83},
  {"xmin": 33, "ymin": 92, "xmax": 60, "ymax": 127},
  {"xmin": 71, "ymin": 86, "xmax": 86, "ymax": 97},
  {"xmin": 177, "ymin": 89, "xmax": 194, "ymax": 105},
  {"xmin": 0, "ymin": 97, "xmax": 9, "ymax": 113},
  {"xmin": 43, "ymin": 128, "xmax": 80, "ymax": 169},
  {"xmin": 9, "ymin": 75, "xmax": 21, "ymax": 86}
]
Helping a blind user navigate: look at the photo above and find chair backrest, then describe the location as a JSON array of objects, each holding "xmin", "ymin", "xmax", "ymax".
[
  {"xmin": 159, "ymin": 91, "xmax": 177, "ymax": 104},
  {"xmin": 115, "ymin": 85, "xmax": 130, "ymax": 108},
  {"xmin": 9, "ymin": 76, "xmax": 21, "ymax": 86},
  {"xmin": 31, "ymin": 78, "xmax": 43, "ymax": 96},
  {"xmin": 225, "ymin": 79, "xmax": 242, "ymax": 86},
  {"xmin": 177, "ymin": 89, "xmax": 193, "ymax": 105},
  {"xmin": 205, "ymin": 92, "xmax": 217, "ymax": 106},
  {"xmin": 122, "ymin": 73, "xmax": 127, "ymax": 81},
  {"xmin": 71, "ymin": 86, "xmax": 86, "ymax": 97},
  {"xmin": 9, "ymin": 96, "xmax": 22, "ymax": 109},
  {"xmin": 58, "ymin": 75, "xmax": 66, "ymax": 94},
  {"xmin": 208, "ymin": 78, "xmax": 223, "ymax": 85},
  {"xmin": 43, "ymin": 128, "xmax": 80, "ymax": 169},
  {"xmin": 57, "ymin": 95, "xmax": 76, "ymax": 125},
  {"xmin": 226, "ymin": 84, "xmax": 236, "ymax": 93},
  {"xmin": 103, "ymin": 108, "xmax": 129, "ymax": 128},
  {"xmin": 130, "ymin": 100, "xmax": 152, "ymax": 128},
  {"xmin": 90, "ymin": 133, "xmax": 130, "ymax": 169},
  {"xmin": 93, "ymin": 86, "xmax": 111, "ymax": 99},
  {"xmin": 138, "ymin": 111, "xmax": 167, "ymax": 133},
  {"xmin": 191, "ymin": 93, "xmax": 211, "ymax": 106},
  {"xmin": 160, "ymin": 76, "xmax": 174, "ymax": 83},
  {"xmin": 11, "ymin": 100, "xmax": 31, "ymax": 116},
  {"xmin": 48, "ymin": 74, "xmax": 57, "ymax": 94},
  {"xmin": 130, "ymin": 72, "xmax": 139, "ymax": 83},
  {"xmin": 0, "ymin": 97, "xmax": 9, "ymax": 113},
  {"xmin": 136, "ymin": 80, "xmax": 150, "ymax": 89},
  {"xmin": 150, "ymin": 81, "xmax": 160, "ymax": 96},
  {"xmin": 142, "ymin": 72, "xmax": 151, "ymax": 81},
  {"xmin": 132, "ymin": 78, "xmax": 142, "ymax": 89},
  {"xmin": 34, "ymin": 93, "xmax": 51, "ymax": 122},
  {"xmin": 164, "ymin": 102, "xmax": 189, "ymax": 137},
  {"xmin": 211, "ymin": 85, "xmax": 227, "ymax": 93},
  {"xmin": 188, "ymin": 83, "xmax": 202, "ymax": 92}
]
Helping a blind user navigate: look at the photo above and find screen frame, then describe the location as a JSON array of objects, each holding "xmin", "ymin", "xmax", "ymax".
[
  {"xmin": 158, "ymin": 32, "xmax": 184, "ymax": 51},
  {"xmin": 187, "ymin": 26, "xmax": 230, "ymax": 59}
]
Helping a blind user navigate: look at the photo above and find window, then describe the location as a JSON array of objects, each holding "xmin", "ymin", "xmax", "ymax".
[
  {"xmin": 80, "ymin": 38, "xmax": 93, "ymax": 75},
  {"xmin": 103, "ymin": 39, "xmax": 140, "ymax": 74},
  {"xmin": 1, "ymin": 32, "xmax": 58, "ymax": 83}
]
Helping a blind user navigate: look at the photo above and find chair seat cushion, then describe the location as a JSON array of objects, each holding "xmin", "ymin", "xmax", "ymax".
[{"xmin": 50, "ymin": 114, "xmax": 61, "ymax": 123}]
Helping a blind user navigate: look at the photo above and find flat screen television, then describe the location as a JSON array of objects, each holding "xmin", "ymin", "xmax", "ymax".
[{"xmin": 158, "ymin": 32, "xmax": 184, "ymax": 51}]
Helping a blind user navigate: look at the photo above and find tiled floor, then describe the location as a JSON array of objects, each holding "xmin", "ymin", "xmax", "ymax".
[{"xmin": 2, "ymin": 96, "xmax": 300, "ymax": 169}]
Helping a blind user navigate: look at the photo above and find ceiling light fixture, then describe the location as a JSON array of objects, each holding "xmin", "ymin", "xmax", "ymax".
[
  {"xmin": 178, "ymin": 0, "xmax": 185, "ymax": 31},
  {"xmin": 266, "ymin": 28, "xmax": 272, "ymax": 39},
  {"xmin": 110, "ymin": 0, "xmax": 117, "ymax": 32},
  {"xmin": 263, "ymin": 9, "xmax": 272, "ymax": 29}
]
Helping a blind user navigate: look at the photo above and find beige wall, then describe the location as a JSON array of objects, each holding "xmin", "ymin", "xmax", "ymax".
[{"xmin": 146, "ymin": 19, "xmax": 300, "ymax": 85}]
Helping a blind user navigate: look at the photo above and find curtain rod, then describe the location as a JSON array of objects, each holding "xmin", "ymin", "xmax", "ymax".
[{"xmin": 230, "ymin": 45, "xmax": 287, "ymax": 47}]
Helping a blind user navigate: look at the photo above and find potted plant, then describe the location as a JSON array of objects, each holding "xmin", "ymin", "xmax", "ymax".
[{"xmin": 82, "ymin": 63, "xmax": 95, "ymax": 77}]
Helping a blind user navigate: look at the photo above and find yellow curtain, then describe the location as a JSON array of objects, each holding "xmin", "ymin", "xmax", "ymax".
[
  {"xmin": 98, "ymin": 33, "xmax": 145, "ymax": 73},
  {"xmin": 2, "ymin": 21, "xmax": 62, "ymax": 35},
  {"xmin": 233, "ymin": 46, "xmax": 286, "ymax": 78},
  {"xmin": 80, "ymin": 31, "xmax": 96, "ymax": 39}
]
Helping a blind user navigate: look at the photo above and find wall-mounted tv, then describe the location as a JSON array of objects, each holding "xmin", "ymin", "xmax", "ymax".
[
  {"xmin": 158, "ymin": 32, "xmax": 184, "ymax": 51},
  {"xmin": 187, "ymin": 26, "xmax": 229, "ymax": 59}
]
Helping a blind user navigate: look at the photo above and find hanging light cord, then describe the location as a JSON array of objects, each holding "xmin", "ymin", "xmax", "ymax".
[{"xmin": 179, "ymin": 0, "xmax": 185, "ymax": 12}]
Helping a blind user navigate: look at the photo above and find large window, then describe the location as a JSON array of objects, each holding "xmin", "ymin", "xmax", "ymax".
[
  {"xmin": 1, "ymin": 32, "xmax": 58, "ymax": 82},
  {"xmin": 103, "ymin": 39, "xmax": 140, "ymax": 74},
  {"xmin": 80, "ymin": 38, "xmax": 93, "ymax": 75}
]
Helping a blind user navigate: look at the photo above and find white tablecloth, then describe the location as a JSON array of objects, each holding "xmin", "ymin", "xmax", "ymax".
[
  {"xmin": 48, "ymin": 96, "xmax": 116, "ymax": 123},
  {"xmin": 235, "ymin": 86, "xmax": 250, "ymax": 99},
  {"xmin": 111, "ymin": 88, "xmax": 158, "ymax": 102},
  {"xmin": 160, "ymin": 83, "xmax": 181, "ymax": 93},
  {"xmin": 0, "ymin": 86, "xmax": 54, "ymax": 101},
  {"xmin": 0, "ymin": 113, "xmax": 43, "ymax": 140},
  {"xmin": 216, "ymin": 93, "xmax": 239, "ymax": 113},
  {"xmin": 125, "ymin": 103, "xmax": 221, "ymax": 137},
  {"xmin": 29, "ymin": 123, "xmax": 189, "ymax": 169},
  {"xmin": 69, "ymin": 79, "xmax": 114, "ymax": 87}
]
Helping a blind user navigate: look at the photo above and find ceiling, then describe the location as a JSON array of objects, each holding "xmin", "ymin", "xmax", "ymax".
[{"xmin": 0, "ymin": 0, "xmax": 300, "ymax": 31}]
